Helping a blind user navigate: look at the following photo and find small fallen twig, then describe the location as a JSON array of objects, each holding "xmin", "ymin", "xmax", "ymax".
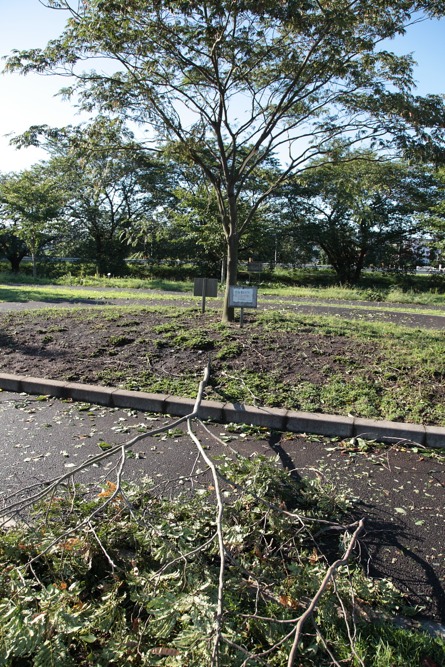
[{"xmin": 287, "ymin": 518, "xmax": 365, "ymax": 667}]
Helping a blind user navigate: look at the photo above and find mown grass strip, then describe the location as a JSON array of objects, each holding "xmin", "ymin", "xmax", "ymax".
[
  {"xmin": 1, "ymin": 283, "xmax": 445, "ymax": 320},
  {"xmin": 0, "ymin": 284, "xmax": 194, "ymax": 304},
  {"xmin": 2, "ymin": 271, "xmax": 445, "ymax": 306},
  {"xmin": 262, "ymin": 297, "xmax": 445, "ymax": 318},
  {"xmin": 261, "ymin": 284, "xmax": 445, "ymax": 306}
]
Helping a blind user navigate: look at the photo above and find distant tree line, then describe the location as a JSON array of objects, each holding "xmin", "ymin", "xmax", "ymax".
[{"xmin": 0, "ymin": 126, "xmax": 442, "ymax": 283}]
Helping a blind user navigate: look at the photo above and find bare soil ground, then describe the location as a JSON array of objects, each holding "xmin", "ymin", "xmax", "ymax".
[
  {"xmin": 0, "ymin": 297, "xmax": 444, "ymax": 423},
  {"xmin": 0, "ymin": 306, "xmax": 381, "ymax": 387}
]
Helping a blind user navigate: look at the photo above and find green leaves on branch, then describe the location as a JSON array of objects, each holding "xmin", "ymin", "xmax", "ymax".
[{"xmin": 2, "ymin": 455, "xmax": 439, "ymax": 666}]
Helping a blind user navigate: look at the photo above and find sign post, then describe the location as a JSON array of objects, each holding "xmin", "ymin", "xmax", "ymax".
[
  {"xmin": 193, "ymin": 278, "xmax": 218, "ymax": 313},
  {"xmin": 228, "ymin": 286, "xmax": 258, "ymax": 327}
]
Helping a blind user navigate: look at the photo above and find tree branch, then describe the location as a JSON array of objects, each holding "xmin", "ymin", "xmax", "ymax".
[{"xmin": 287, "ymin": 518, "xmax": 365, "ymax": 667}]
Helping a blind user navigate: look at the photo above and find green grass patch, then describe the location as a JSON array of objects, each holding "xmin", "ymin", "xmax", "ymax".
[
  {"xmin": 3, "ymin": 274, "xmax": 445, "ymax": 313},
  {"xmin": 261, "ymin": 283, "xmax": 445, "ymax": 307},
  {"xmin": 0, "ymin": 283, "xmax": 195, "ymax": 304},
  {"xmin": 261, "ymin": 296, "xmax": 445, "ymax": 318},
  {"xmin": 1, "ymin": 304, "xmax": 444, "ymax": 425},
  {"xmin": 0, "ymin": 274, "xmax": 445, "ymax": 314},
  {"xmin": 107, "ymin": 309, "xmax": 445, "ymax": 424},
  {"xmin": 0, "ymin": 271, "xmax": 195, "ymax": 292}
]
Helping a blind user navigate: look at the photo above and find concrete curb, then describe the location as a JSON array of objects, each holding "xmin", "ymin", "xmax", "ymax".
[{"xmin": 1, "ymin": 372, "xmax": 444, "ymax": 449}]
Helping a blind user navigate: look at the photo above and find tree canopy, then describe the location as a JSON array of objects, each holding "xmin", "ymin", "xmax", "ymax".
[
  {"xmin": 12, "ymin": 119, "xmax": 173, "ymax": 274},
  {"xmin": 0, "ymin": 164, "xmax": 66, "ymax": 277},
  {"xmin": 283, "ymin": 149, "xmax": 437, "ymax": 284}
]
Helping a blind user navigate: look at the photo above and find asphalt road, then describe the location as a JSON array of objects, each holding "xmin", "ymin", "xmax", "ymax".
[{"xmin": 0, "ymin": 391, "xmax": 230, "ymax": 496}]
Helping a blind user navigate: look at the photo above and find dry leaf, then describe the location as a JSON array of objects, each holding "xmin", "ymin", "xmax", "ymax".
[
  {"xmin": 98, "ymin": 481, "xmax": 117, "ymax": 497},
  {"xmin": 279, "ymin": 595, "xmax": 299, "ymax": 609}
]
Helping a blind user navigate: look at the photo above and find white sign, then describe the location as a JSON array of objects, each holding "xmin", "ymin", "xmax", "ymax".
[{"xmin": 229, "ymin": 286, "xmax": 258, "ymax": 308}]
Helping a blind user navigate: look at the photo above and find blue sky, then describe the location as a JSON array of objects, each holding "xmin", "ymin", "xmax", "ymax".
[{"xmin": 0, "ymin": 1, "xmax": 444, "ymax": 173}]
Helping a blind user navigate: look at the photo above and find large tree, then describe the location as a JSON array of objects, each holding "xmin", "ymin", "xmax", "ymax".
[
  {"xmin": 283, "ymin": 150, "xmax": 437, "ymax": 284},
  {"xmin": 6, "ymin": 0, "xmax": 445, "ymax": 318}
]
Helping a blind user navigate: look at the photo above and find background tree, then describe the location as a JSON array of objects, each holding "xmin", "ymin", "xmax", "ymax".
[
  {"xmin": 0, "ymin": 165, "xmax": 65, "ymax": 278},
  {"xmin": 0, "ymin": 224, "xmax": 28, "ymax": 273},
  {"xmin": 426, "ymin": 166, "xmax": 445, "ymax": 269},
  {"xmin": 17, "ymin": 120, "xmax": 171, "ymax": 275},
  {"xmin": 153, "ymin": 151, "xmax": 282, "ymax": 277},
  {"xmin": 283, "ymin": 151, "xmax": 437, "ymax": 285},
  {"xmin": 0, "ymin": 177, "xmax": 28, "ymax": 273},
  {"xmin": 7, "ymin": 0, "xmax": 445, "ymax": 318}
]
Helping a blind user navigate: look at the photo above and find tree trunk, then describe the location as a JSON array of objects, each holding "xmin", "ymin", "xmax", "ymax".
[
  {"xmin": 7, "ymin": 254, "xmax": 24, "ymax": 273},
  {"xmin": 334, "ymin": 266, "xmax": 356, "ymax": 286},
  {"xmin": 94, "ymin": 234, "xmax": 105, "ymax": 276},
  {"xmin": 352, "ymin": 247, "xmax": 368, "ymax": 284},
  {"xmin": 31, "ymin": 252, "xmax": 37, "ymax": 279},
  {"xmin": 333, "ymin": 249, "xmax": 367, "ymax": 286},
  {"xmin": 220, "ymin": 255, "xmax": 226, "ymax": 284},
  {"xmin": 222, "ymin": 231, "xmax": 238, "ymax": 323}
]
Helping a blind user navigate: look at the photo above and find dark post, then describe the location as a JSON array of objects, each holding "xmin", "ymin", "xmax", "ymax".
[{"xmin": 201, "ymin": 278, "xmax": 207, "ymax": 314}]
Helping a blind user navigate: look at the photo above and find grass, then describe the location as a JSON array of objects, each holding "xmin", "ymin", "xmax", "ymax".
[
  {"xmin": 9, "ymin": 303, "xmax": 439, "ymax": 426},
  {"xmin": 261, "ymin": 284, "xmax": 445, "ymax": 307},
  {"xmin": 175, "ymin": 311, "xmax": 443, "ymax": 424},
  {"xmin": 2, "ymin": 272, "xmax": 445, "ymax": 308},
  {"xmin": 254, "ymin": 311, "xmax": 445, "ymax": 423},
  {"xmin": 0, "ymin": 272, "xmax": 194, "ymax": 293},
  {"xmin": 264, "ymin": 296, "xmax": 445, "ymax": 318},
  {"xmin": 0, "ymin": 284, "xmax": 194, "ymax": 304},
  {"xmin": 1, "ymin": 281, "xmax": 444, "ymax": 425}
]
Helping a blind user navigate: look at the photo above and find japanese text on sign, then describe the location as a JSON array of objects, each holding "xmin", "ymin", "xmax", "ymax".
[{"xmin": 228, "ymin": 286, "xmax": 258, "ymax": 308}]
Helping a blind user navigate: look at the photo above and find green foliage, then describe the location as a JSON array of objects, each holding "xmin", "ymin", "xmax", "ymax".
[
  {"xmin": 215, "ymin": 341, "xmax": 243, "ymax": 360},
  {"xmin": 6, "ymin": 119, "xmax": 174, "ymax": 277},
  {"xmin": 170, "ymin": 330, "xmax": 215, "ymax": 351},
  {"xmin": 283, "ymin": 151, "xmax": 438, "ymax": 285},
  {"xmin": 107, "ymin": 334, "xmax": 135, "ymax": 348},
  {"xmin": 425, "ymin": 165, "xmax": 445, "ymax": 261},
  {"xmin": 0, "ymin": 225, "xmax": 28, "ymax": 274},
  {"xmin": 1, "ymin": 457, "xmax": 443, "ymax": 665},
  {"xmin": 0, "ymin": 164, "xmax": 66, "ymax": 278}
]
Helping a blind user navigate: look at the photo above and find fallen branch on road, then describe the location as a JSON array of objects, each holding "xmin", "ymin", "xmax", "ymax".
[{"xmin": 1, "ymin": 366, "xmax": 440, "ymax": 666}]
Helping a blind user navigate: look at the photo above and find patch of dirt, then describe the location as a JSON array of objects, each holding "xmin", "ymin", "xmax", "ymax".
[{"xmin": 0, "ymin": 307, "xmax": 390, "ymax": 389}]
